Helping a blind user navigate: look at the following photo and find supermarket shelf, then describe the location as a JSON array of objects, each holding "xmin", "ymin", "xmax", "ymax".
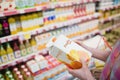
[
  {"xmin": 0, "ymin": 0, "xmax": 98, "ymax": 17},
  {"xmin": 0, "ymin": 49, "xmax": 47, "ymax": 70},
  {"xmin": 99, "ymin": 4, "xmax": 120, "ymax": 11},
  {"xmin": 100, "ymin": 13, "xmax": 120, "ymax": 23},
  {"xmin": 0, "ymin": 13, "xmax": 100, "ymax": 43},
  {"xmin": 100, "ymin": 23, "xmax": 120, "ymax": 35},
  {"xmin": 71, "ymin": 29, "xmax": 100, "ymax": 40}
]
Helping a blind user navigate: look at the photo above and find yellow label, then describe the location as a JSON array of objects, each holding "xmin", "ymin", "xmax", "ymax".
[{"xmin": 24, "ymin": 33, "xmax": 31, "ymax": 40}]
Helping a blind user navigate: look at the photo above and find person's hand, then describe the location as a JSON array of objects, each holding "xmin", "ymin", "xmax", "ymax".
[{"xmin": 67, "ymin": 59, "xmax": 94, "ymax": 80}]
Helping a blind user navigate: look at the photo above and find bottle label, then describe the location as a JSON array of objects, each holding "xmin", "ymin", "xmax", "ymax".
[
  {"xmin": 32, "ymin": 46, "xmax": 37, "ymax": 52},
  {"xmin": 0, "ymin": 57, "xmax": 2, "ymax": 64},
  {"xmin": 21, "ymin": 49, "xmax": 27, "ymax": 56},
  {"xmin": 8, "ymin": 53, "xmax": 15, "ymax": 60},
  {"xmin": 14, "ymin": 50, "xmax": 21, "ymax": 58},
  {"xmin": 9, "ymin": 23, "xmax": 17, "ymax": 34},
  {"xmin": 27, "ymin": 47, "xmax": 32, "ymax": 54},
  {"xmin": 1, "ymin": 55, "xmax": 8, "ymax": 63}
]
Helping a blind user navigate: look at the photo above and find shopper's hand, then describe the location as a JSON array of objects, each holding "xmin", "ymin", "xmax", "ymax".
[{"xmin": 67, "ymin": 59, "xmax": 94, "ymax": 80}]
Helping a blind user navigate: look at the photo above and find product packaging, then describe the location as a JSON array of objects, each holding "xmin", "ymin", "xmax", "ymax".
[{"xmin": 46, "ymin": 35, "xmax": 92, "ymax": 69}]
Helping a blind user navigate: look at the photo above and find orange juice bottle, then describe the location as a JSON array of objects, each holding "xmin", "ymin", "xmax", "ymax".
[
  {"xmin": 0, "ymin": 45, "xmax": 8, "ymax": 63},
  {"xmin": 6, "ymin": 43, "xmax": 15, "ymax": 61}
]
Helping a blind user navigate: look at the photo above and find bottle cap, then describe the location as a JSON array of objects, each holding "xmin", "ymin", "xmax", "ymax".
[
  {"xmin": 18, "ymin": 75, "xmax": 23, "ymax": 80},
  {"xmin": 23, "ymin": 68, "xmax": 28, "ymax": 72},
  {"xmin": 16, "ymin": 71, "xmax": 21, "ymax": 76},
  {"xmin": 13, "ymin": 68, "xmax": 18, "ymax": 72},
  {"xmin": 21, "ymin": 65, "xmax": 26, "ymax": 69},
  {"xmin": 26, "ymin": 72, "xmax": 31, "ymax": 77}
]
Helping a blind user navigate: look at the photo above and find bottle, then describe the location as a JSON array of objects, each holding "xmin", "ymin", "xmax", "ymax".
[
  {"xmin": 8, "ymin": 17, "xmax": 17, "ymax": 35},
  {"xmin": 13, "ymin": 42, "xmax": 21, "ymax": 58},
  {"xmin": 26, "ymin": 72, "xmax": 33, "ymax": 80},
  {"xmin": 25, "ymin": 0, "xmax": 35, "ymax": 7},
  {"xmin": 15, "ymin": 0, "xmax": 26, "ymax": 9},
  {"xmin": 32, "ymin": 13, "xmax": 39, "ymax": 29},
  {"xmin": 20, "ymin": 15, "xmax": 27, "ymax": 32},
  {"xmin": 0, "ymin": 45, "xmax": 8, "ymax": 63},
  {"xmin": 19, "ymin": 40, "xmax": 27, "ymax": 56},
  {"xmin": 1, "ymin": 18, "xmax": 11, "ymax": 36},
  {"xmin": 30, "ymin": 37, "xmax": 37, "ymax": 53},
  {"xmin": 6, "ymin": 43, "xmax": 15, "ymax": 61},
  {"xmin": 15, "ymin": 16, "xmax": 22, "ymax": 32},
  {"xmin": 0, "ymin": 23, "xmax": 4, "ymax": 37},
  {"xmin": 18, "ymin": 75, "xmax": 24, "ymax": 80},
  {"xmin": 25, "ymin": 40, "xmax": 32, "ymax": 54}
]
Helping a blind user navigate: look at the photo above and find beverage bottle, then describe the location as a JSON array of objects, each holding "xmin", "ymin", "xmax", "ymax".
[
  {"xmin": 15, "ymin": 16, "xmax": 22, "ymax": 32},
  {"xmin": 25, "ymin": 40, "xmax": 32, "ymax": 54},
  {"xmin": 13, "ymin": 42, "xmax": 21, "ymax": 58},
  {"xmin": 26, "ymin": 14, "xmax": 33, "ymax": 31},
  {"xmin": 15, "ymin": 0, "xmax": 26, "ymax": 9},
  {"xmin": 18, "ymin": 75, "xmax": 24, "ymax": 80},
  {"xmin": 1, "ymin": 17, "xmax": 11, "ymax": 36},
  {"xmin": 30, "ymin": 36, "xmax": 37, "ymax": 52},
  {"xmin": 32, "ymin": 13, "xmax": 39, "ymax": 29},
  {"xmin": 26, "ymin": 72, "xmax": 33, "ymax": 80},
  {"xmin": 6, "ymin": 43, "xmax": 15, "ymax": 61},
  {"xmin": 0, "ymin": 23, "xmax": 4, "ymax": 37},
  {"xmin": 0, "ymin": 45, "xmax": 8, "ymax": 63},
  {"xmin": 20, "ymin": 15, "xmax": 27, "ymax": 32},
  {"xmin": 19, "ymin": 40, "xmax": 27, "ymax": 56},
  {"xmin": 8, "ymin": 17, "xmax": 17, "ymax": 35}
]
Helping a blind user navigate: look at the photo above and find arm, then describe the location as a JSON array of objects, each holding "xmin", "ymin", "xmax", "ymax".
[{"xmin": 75, "ymin": 41, "xmax": 111, "ymax": 62}]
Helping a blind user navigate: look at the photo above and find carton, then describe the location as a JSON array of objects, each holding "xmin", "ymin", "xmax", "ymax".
[{"xmin": 46, "ymin": 35, "xmax": 92, "ymax": 69}]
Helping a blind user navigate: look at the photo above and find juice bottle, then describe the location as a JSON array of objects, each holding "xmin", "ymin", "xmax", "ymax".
[
  {"xmin": 26, "ymin": 14, "xmax": 33, "ymax": 31},
  {"xmin": 30, "ymin": 36, "xmax": 37, "ymax": 52},
  {"xmin": 15, "ymin": 0, "xmax": 26, "ymax": 9},
  {"xmin": 20, "ymin": 15, "xmax": 27, "ymax": 32},
  {"xmin": 25, "ymin": 0, "xmax": 35, "ymax": 7},
  {"xmin": 19, "ymin": 40, "xmax": 27, "ymax": 56},
  {"xmin": 26, "ymin": 72, "xmax": 33, "ymax": 80},
  {"xmin": 6, "ymin": 43, "xmax": 15, "ymax": 61},
  {"xmin": 15, "ymin": 16, "xmax": 22, "ymax": 32},
  {"xmin": 0, "ymin": 45, "xmax": 8, "ymax": 63},
  {"xmin": 32, "ymin": 13, "xmax": 39, "ymax": 29},
  {"xmin": 13, "ymin": 42, "xmax": 21, "ymax": 58},
  {"xmin": 25, "ymin": 40, "xmax": 32, "ymax": 54},
  {"xmin": 1, "ymin": 18, "xmax": 11, "ymax": 36},
  {"xmin": 0, "ymin": 23, "xmax": 4, "ymax": 37},
  {"xmin": 8, "ymin": 17, "xmax": 17, "ymax": 35}
]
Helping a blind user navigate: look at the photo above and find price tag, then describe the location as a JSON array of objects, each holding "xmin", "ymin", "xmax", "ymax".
[
  {"xmin": 0, "ymin": 38, "xmax": 6, "ymax": 43},
  {"xmin": 24, "ymin": 33, "xmax": 31, "ymax": 40}
]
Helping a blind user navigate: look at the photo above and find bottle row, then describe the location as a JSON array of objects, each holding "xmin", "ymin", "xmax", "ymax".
[
  {"xmin": 0, "ymin": 3, "xmax": 96, "ymax": 38},
  {"xmin": 0, "ymin": 19, "xmax": 99, "ymax": 65},
  {"xmin": 0, "ymin": 0, "xmax": 96, "ymax": 12},
  {"xmin": 99, "ymin": 4, "xmax": 120, "ymax": 20},
  {"xmin": 0, "ymin": 55, "xmax": 70, "ymax": 80}
]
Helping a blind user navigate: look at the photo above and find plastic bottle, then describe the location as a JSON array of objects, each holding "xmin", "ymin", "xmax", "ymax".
[
  {"xmin": 32, "ymin": 13, "xmax": 39, "ymax": 29},
  {"xmin": 13, "ymin": 42, "xmax": 21, "ymax": 58},
  {"xmin": 26, "ymin": 72, "xmax": 33, "ymax": 80},
  {"xmin": 0, "ymin": 45, "xmax": 8, "ymax": 63},
  {"xmin": 15, "ymin": 0, "xmax": 26, "ymax": 9},
  {"xmin": 20, "ymin": 15, "xmax": 27, "ymax": 32},
  {"xmin": 1, "ymin": 18, "xmax": 11, "ymax": 36},
  {"xmin": 19, "ymin": 40, "xmax": 27, "ymax": 56},
  {"xmin": 0, "ymin": 23, "xmax": 3, "ymax": 37},
  {"xmin": 30, "ymin": 36, "xmax": 37, "ymax": 52},
  {"xmin": 15, "ymin": 16, "xmax": 22, "ymax": 32},
  {"xmin": 8, "ymin": 17, "xmax": 17, "ymax": 35},
  {"xmin": 25, "ymin": 40, "xmax": 32, "ymax": 54},
  {"xmin": 6, "ymin": 43, "xmax": 15, "ymax": 61}
]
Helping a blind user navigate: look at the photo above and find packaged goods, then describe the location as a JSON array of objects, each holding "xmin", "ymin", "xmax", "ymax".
[{"xmin": 47, "ymin": 35, "xmax": 92, "ymax": 69}]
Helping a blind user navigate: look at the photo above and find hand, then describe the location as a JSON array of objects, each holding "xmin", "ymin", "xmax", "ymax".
[{"xmin": 67, "ymin": 59, "xmax": 94, "ymax": 80}]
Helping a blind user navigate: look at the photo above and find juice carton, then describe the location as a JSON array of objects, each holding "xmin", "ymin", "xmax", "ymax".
[{"xmin": 46, "ymin": 35, "xmax": 92, "ymax": 69}]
